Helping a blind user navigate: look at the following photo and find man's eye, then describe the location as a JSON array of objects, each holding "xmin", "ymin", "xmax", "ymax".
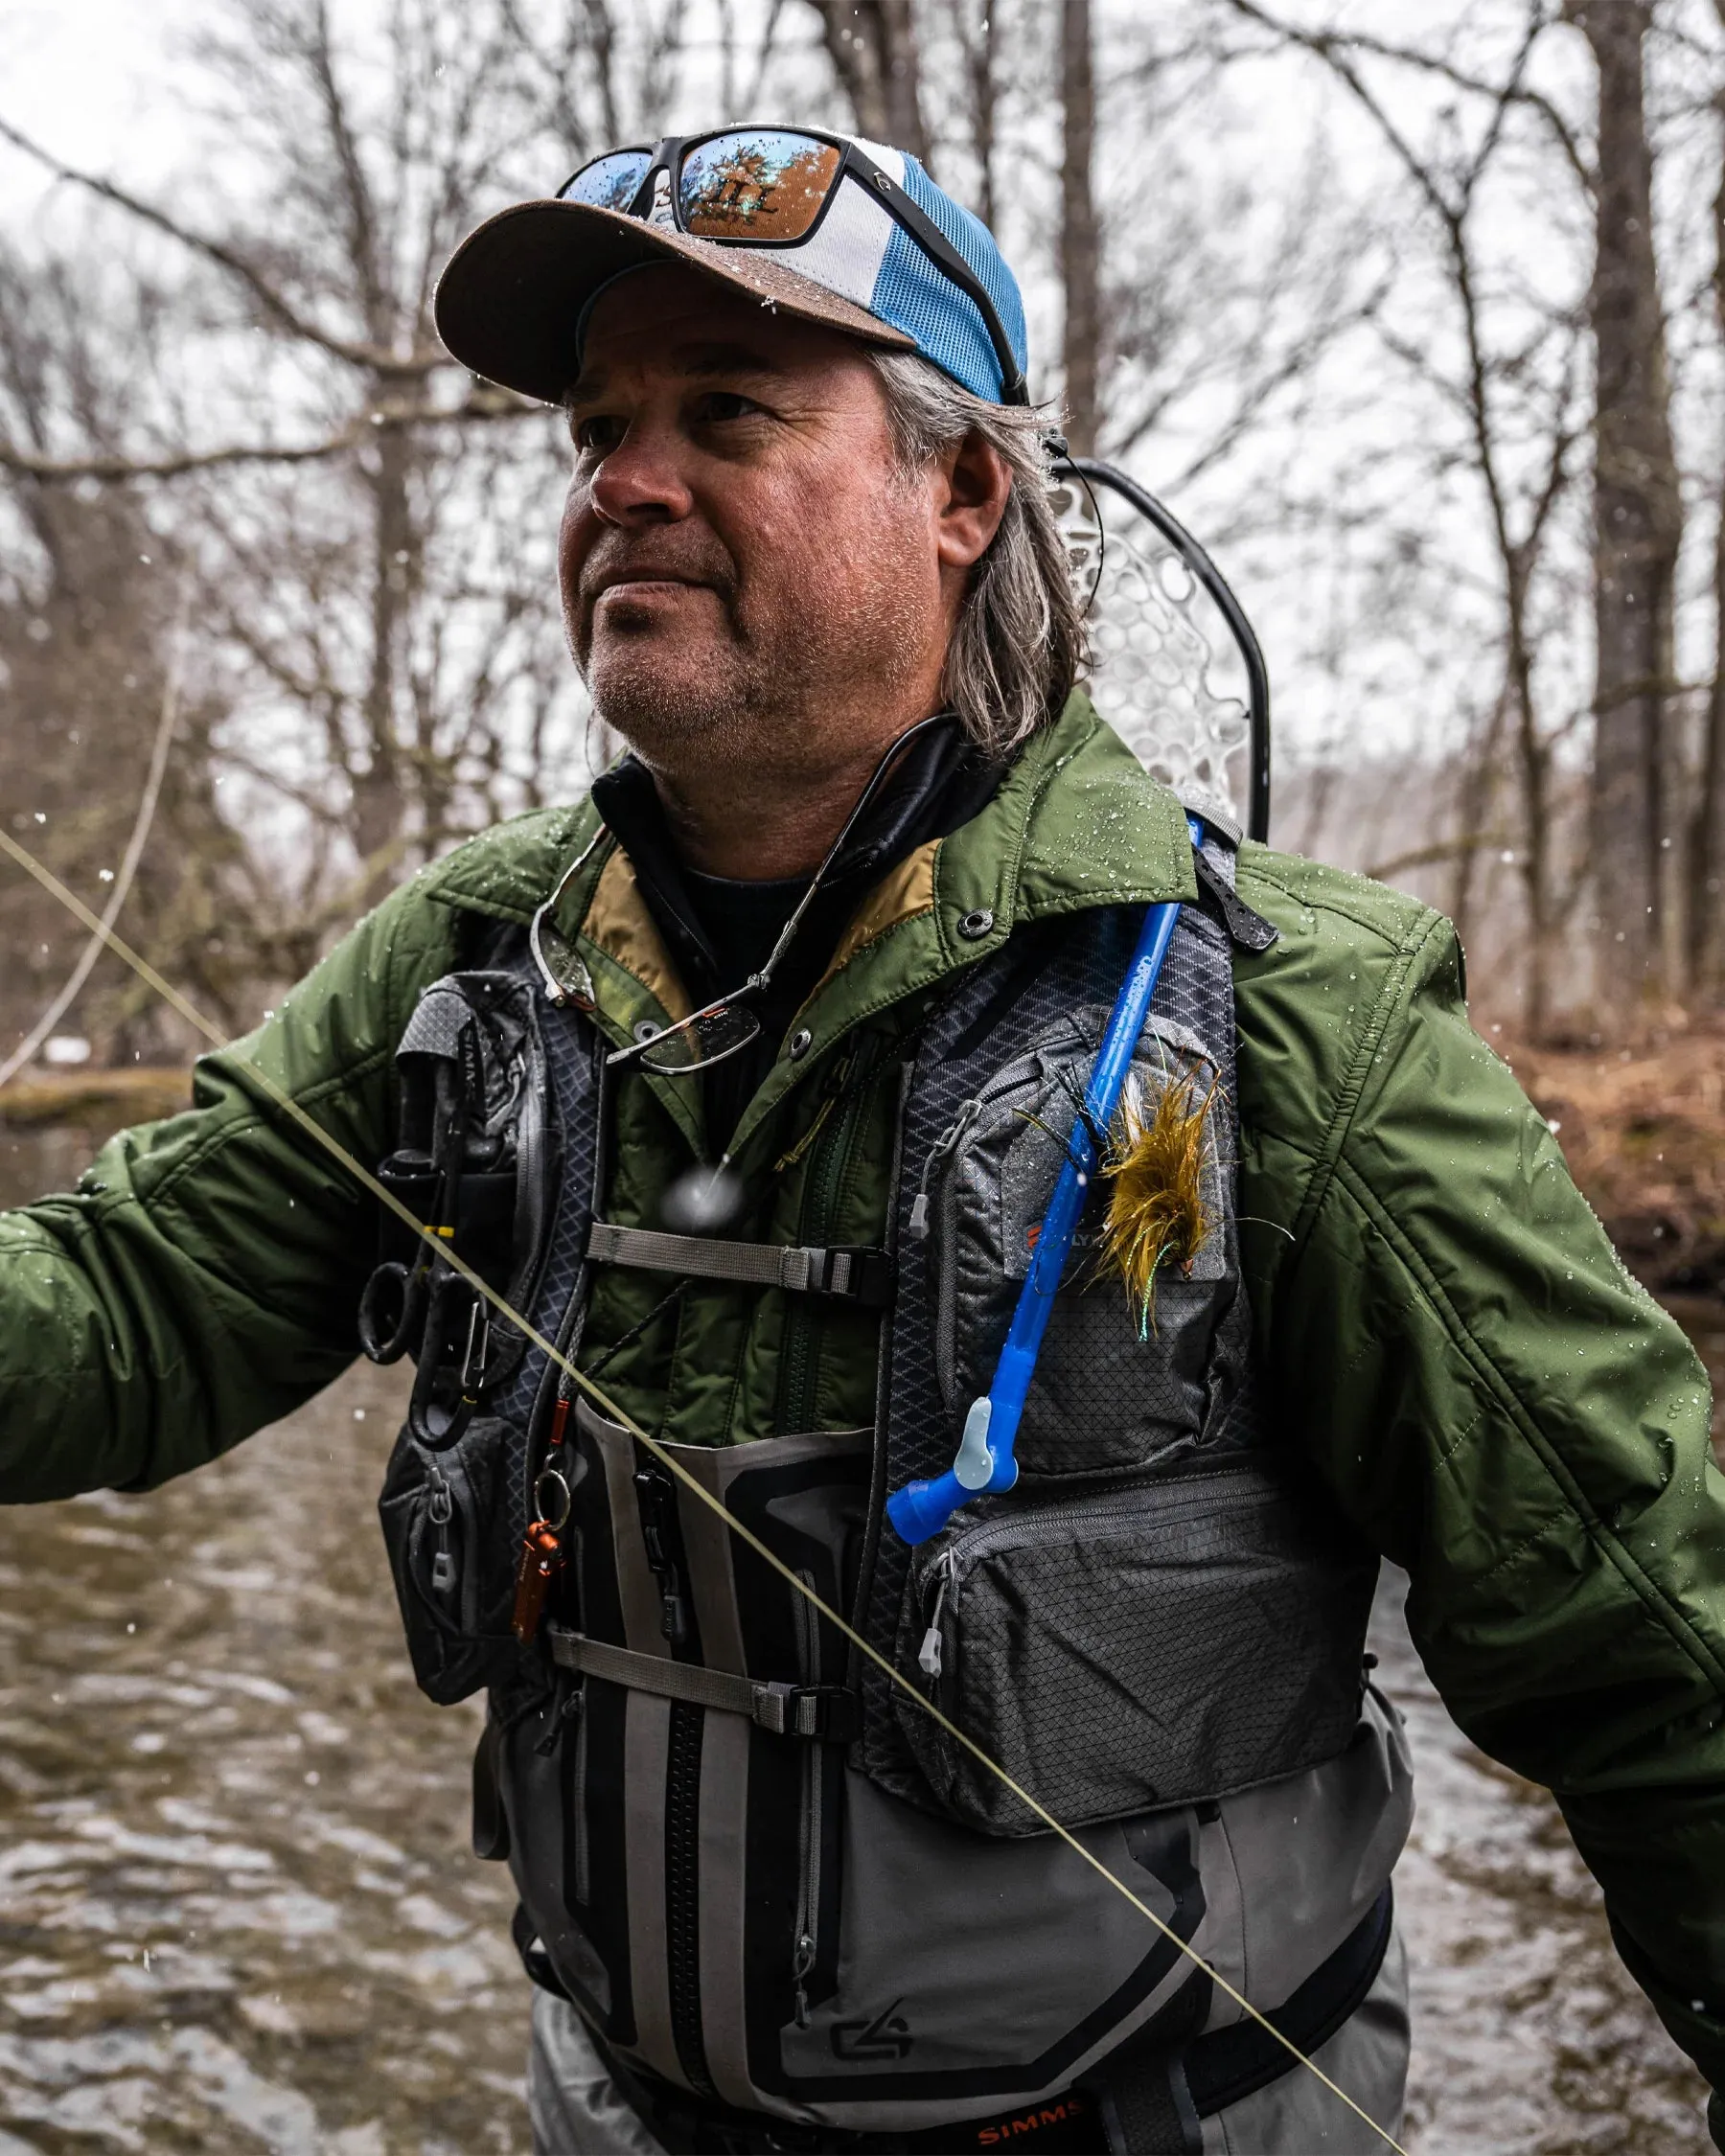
[
  {"xmin": 574, "ymin": 414, "xmax": 623, "ymax": 453},
  {"xmin": 697, "ymin": 391, "xmax": 757, "ymax": 424}
]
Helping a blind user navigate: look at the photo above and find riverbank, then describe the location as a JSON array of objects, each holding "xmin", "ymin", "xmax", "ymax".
[{"xmin": 1500, "ymin": 1012, "xmax": 1725, "ymax": 1300}]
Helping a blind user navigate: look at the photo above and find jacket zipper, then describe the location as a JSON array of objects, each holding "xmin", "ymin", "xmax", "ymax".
[
  {"xmin": 792, "ymin": 1565, "xmax": 822, "ymax": 2029},
  {"xmin": 776, "ymin": 1044, "xmax": 877, "ymax": 1436}
]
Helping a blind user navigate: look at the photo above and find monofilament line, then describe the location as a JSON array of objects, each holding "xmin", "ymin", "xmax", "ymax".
[
  {"xmin": 0, "ymin": 579, "xmax": 189, "ymax": 1090},
  {"xmin": 0, "ymin": 827, "xmax": 1409, "ymax": 2155}
]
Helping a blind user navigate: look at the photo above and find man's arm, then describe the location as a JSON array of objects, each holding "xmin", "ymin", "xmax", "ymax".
[
  {"xmin": 1237, "ymin": 857, "xmax": 1725, "ymax": 2099},
  {"xmin": 0, "ymin": 874, "xmax": 463, "ymax": 1501}
]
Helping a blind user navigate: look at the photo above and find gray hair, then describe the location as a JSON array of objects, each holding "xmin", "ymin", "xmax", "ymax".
[{"xmin": 868, "ymin": 349, "xmax": 1088, "ymax": 759}]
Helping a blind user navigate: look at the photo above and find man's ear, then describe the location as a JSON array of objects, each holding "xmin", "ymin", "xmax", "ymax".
[{"xmin": 935, "ymin": 429, "xmax": 1013, "ymax": 571}]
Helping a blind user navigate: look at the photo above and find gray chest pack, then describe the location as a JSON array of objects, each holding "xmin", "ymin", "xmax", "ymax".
[{"xmin": 361, "ymin": 826, "xmax": 1411, "ymax": 2143}]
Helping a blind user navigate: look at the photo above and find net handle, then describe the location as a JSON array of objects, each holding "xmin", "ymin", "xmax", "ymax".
[{"xmin": 1057, "ymin": 456, "xmax": 1272, "ymax": 843}]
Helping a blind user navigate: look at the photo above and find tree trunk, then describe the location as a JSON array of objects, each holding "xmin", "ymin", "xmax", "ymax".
[
  {"xmin": 1060, "ymin": 0, "xmax": 1101, "ymax": 454},
  {"xmin": 962, "ymin": 0, "xmax": 1000, "ymax": 234},
  {"xmin": 1573, "ymin": 0, "xmax": 1684, "ymax": 1014},
  {"xmin": 352, "ymin": 383, "xmax": 409, "ymax": 869},
  {"xmin": 1692, "ymin": 21, "xmax": 1725, "ymax": 997},
  {"xmin": 808, "ymin": 2, "xmax": 930, "ymax": 165}
]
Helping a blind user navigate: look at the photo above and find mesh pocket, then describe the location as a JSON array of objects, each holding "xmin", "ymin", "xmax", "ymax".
[
  {"xmin": 895, "ymin": 1463, "xmax": 1374, "ymax": 1836},
  {"xmin": 926, "ymin": 1013, "xmax": 1241, "ymax": 1478}
]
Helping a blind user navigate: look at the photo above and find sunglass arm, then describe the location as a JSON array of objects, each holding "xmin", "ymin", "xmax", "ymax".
[{"xmin": 885, "ymin": 820, "xmax": 1202, "ymax": 1548}]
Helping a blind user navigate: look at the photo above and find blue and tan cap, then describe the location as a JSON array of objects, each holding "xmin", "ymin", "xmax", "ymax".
[{"xmin": 435, "ymin": 133, "xmax": 1028, "ymax": 409}]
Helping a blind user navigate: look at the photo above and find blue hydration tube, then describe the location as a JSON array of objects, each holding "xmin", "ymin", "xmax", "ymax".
[{"xmin": 885, "ymin": 819, "xmax": 1204, "ymax": 1548}]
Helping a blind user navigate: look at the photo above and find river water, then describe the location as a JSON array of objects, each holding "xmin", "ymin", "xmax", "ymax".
[{"xmin": 0, "ymin": 1123, "xmax": 1720, "ymax": 2153}]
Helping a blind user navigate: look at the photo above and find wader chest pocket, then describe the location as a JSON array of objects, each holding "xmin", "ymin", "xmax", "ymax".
[
  {"xmin": 378, "ymin": 1413, "xmax": 516, "ymax": 1705},
  {"xmin": 922, "ymin": 1013, "xmax": 1237, "ymax": 1478},
  {"xmin": 894, "ymin": 1465, "xmax": 1371, "ymax": 1836}
]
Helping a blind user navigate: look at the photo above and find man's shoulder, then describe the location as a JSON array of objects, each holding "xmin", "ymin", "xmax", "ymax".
[
  {"xmin": 1230, "ymin": 841, "xmax": 1461, "ymax": 1145},
  {"xmin": 414, "ymin": 798, "xmax": 596, "ymax": 926},
  {"xmin": 1236, "ymin": 842, "xmax": 1447, "ymax": 960}
]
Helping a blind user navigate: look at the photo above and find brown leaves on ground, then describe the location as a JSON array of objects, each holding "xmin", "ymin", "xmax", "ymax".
[{"xmin": 1491, "ymin": 1012, "xmax": 1725, "ymax": 1299}]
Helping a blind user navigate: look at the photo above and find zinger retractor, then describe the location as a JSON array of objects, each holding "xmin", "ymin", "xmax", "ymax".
[{"xmin": 886, "ymin": 818, "xmax": 1204, "ymax": 1548}]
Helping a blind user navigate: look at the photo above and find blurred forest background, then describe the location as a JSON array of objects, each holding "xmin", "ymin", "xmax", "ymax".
[{"xmin": 2, "ymin": 0, "xmax": 1724, "ymax": 1063}]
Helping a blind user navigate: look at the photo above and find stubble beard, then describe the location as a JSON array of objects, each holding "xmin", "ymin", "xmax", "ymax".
[
  {"xmin": 584, "ymin": 535, "xmax": 933, "ymax": 791},
  {"xmin": 584, "ymin": 619, "xmax": 775, "ymax": 777}
]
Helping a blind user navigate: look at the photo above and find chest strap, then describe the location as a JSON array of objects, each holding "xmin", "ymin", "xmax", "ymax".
[
  {"xmin": 546, "ymin": 1625, "xmax": 862, "ymax": 1742},
  {"xmin": 585, "ymin": 1222, "xmax": 893, "ymax": 1308}
]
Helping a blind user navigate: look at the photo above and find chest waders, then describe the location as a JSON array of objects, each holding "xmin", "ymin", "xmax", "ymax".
[{"xmin": 363, "ymin": 820, "xmax": 1413, "ymax": 2148}]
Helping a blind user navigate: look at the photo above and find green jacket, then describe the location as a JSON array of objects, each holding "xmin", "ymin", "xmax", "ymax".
[{"xmin": 3, "ymin": 692, "xmax": 1721, "ymax": 2093}]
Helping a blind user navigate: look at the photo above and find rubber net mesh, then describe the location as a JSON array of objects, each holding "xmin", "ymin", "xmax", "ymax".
[{"xmin": 1056, "ymin": 472, "xmax": 1252, "ymax": 825}]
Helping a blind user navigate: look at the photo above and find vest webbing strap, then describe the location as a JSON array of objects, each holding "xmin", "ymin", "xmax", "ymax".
[
  {"xmin": 585, "ymin": 1222, "xmax": 893, "ymax": 1308},
  {"xmin": 545, "ymin": 1626, "xmax": 861, "ymax": 1741}
]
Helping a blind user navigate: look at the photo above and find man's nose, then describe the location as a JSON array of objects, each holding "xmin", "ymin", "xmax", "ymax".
[{"xmin": 588, "ymin": 421, "xmax": 696, "ymax": 526}]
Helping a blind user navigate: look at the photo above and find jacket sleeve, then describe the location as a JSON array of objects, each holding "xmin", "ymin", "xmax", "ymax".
[
  {"xmin": 1244, "ymin": 891, "xmax": 1725, "ymax": 2097},
  {"xmin": 0, "ymin": 874, "xmax": 464, "ymax": 1502}
]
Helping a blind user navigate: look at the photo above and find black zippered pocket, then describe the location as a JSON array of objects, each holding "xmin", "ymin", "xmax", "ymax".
[
  {"xmin": 378, "ymin": 1413, "xmax": 517, "ymax": 1705},
  {"xmin": 894, "ymin": 1463, "xmax": 1374, "ymax": 1836}
]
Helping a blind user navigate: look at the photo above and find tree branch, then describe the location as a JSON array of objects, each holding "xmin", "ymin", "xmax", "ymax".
[
  {"xmin": 0, "ymin": 112, "xmax": 445, "ymax": 377},
  {"xmin": 0, "ymin": 385, "xmax": 539, "ymax": 483}
]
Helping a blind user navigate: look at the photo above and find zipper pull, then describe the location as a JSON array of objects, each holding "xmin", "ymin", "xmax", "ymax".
[
  {"xmin": 793, "ymin": 1930, "xmax": 816, "ymax": 2029},
  {"xmin": 633, "ymin": 1465, "xmax": 690, "ymax": 1647},
  {"xmin": 427, "ymin": 1473, "xmax": 456, "ymax": 1595},
  {"xmin": 917, "ymin": 1552, "xmax": 954, "ymax": 1681},
  {"xmin": 908, "ymin": 1099, "xmax": 982, "ymax": 1240}
]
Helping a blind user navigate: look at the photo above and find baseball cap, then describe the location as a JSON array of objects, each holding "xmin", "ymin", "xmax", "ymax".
[{"xmin": 435, "ymin": 127, "xmax": 1029, "ymax": 408}]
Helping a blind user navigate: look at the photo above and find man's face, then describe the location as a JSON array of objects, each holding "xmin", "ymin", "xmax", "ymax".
[{"xmin": 559, "ymin": 265, "xmax": 953, "ymax": 786}]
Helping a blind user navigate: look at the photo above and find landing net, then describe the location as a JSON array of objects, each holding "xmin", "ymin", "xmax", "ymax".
[{"xmin": 1054, "ymin": 460, "xmax": 1266, "ymax": 838}]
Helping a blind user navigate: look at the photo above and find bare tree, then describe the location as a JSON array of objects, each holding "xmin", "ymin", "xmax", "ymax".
[
  {"xmin": 1221, "ymin": 0, "xmax": 1590, "ymax": 1033},
  {"xmin": 1567, "ymin": 0, "xmax": 1685, "ymax": 1010},
  {"xmin": 1060, "ymin": 0, "xmax": 1101, "ymax": 454},
  {"xmin": 1692, "ymin": 0, "xmax": 1725, "ymax": 994},
  {"xmin": 954, "ymin": 0, "xmax": 1001, "ymax": 233},
  {"xmin": 806, "ymin": 2, "xmax": 931, "ymax": 161}
]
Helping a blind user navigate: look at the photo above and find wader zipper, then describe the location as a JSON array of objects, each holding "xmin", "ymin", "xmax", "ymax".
[
  {"xmin": 792, "ymin": 1566, "xmax": 822, "ymax": 2029},
  {"xmin": 664, "ymin": 1699, "xmax": 713, "ymax": 2095},
  {"xmin": 631, "ymin": 1440, "xmax": 710, "ymax": 2095}
]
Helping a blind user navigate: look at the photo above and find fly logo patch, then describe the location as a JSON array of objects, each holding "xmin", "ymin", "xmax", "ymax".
[{"xmin": 830, "ymin": 1997, "xmax": 912, "ymax": 2060}]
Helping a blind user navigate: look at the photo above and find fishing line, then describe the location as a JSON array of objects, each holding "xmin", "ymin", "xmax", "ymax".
[
  {"xmin": 0, "ymin": 825, "xmax": 1409, "ymax": 2155},
  {"xmin": 0, "ymin": 578, "xmax": 190, "ymax": 1089}
]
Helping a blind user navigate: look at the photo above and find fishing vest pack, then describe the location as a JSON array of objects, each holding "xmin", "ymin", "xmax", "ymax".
[{"xmin": 362, "ymin": 816, "xmax": 1413, "ymax": 2147}]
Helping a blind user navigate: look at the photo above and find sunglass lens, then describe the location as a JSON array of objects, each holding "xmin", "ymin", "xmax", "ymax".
[
  {"xmin": 558, "ymin": 149, "xmax": 654, "ymax": 212},
  {"xmin": 678, "ymin": 131, "xmax": 840, "ymax": 241},
  {"xmin": 639, "ymin": 1002, "xmax": 762, "ymax": 1075}
]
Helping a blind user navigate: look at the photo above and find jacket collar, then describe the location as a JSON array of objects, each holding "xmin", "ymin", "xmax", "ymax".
[{"xmin": 426, "ymin": 691, "xmax": 1198, "ymax": 1159}]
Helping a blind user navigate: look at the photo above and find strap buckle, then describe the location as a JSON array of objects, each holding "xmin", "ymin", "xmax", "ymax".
[
  {"xmin": 797, "ymin": 1246, "xmax": 894, "ymax": 1309},
  {"xmin": 753, "ymin": 1682, "xmax": 862, "ymax": 1743}
]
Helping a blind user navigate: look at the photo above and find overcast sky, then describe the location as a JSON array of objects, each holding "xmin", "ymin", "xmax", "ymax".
[{"xmin": 0, "ymin": 6, "xmax": 199, "ymax": 211}]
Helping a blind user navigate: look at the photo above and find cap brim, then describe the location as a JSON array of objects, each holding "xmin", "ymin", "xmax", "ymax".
[{"xmin": 434, "ymin": 198, "xmax": 917, "ymax": 405}]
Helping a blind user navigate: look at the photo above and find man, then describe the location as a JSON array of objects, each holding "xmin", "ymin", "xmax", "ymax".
[{"xmin": 1, "ymin": 126, "xmax": 1721, "ymax": 2156}]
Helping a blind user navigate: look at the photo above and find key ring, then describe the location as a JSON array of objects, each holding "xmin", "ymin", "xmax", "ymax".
[{"xmin": 533, "ymin": 1463, "xmax": 574, "ymax": 1533}]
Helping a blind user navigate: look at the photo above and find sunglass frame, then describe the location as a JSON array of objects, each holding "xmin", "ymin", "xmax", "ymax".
[{"xmin": 557, "ymin": 126, "xmax": 1028, "ymax": 406}]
